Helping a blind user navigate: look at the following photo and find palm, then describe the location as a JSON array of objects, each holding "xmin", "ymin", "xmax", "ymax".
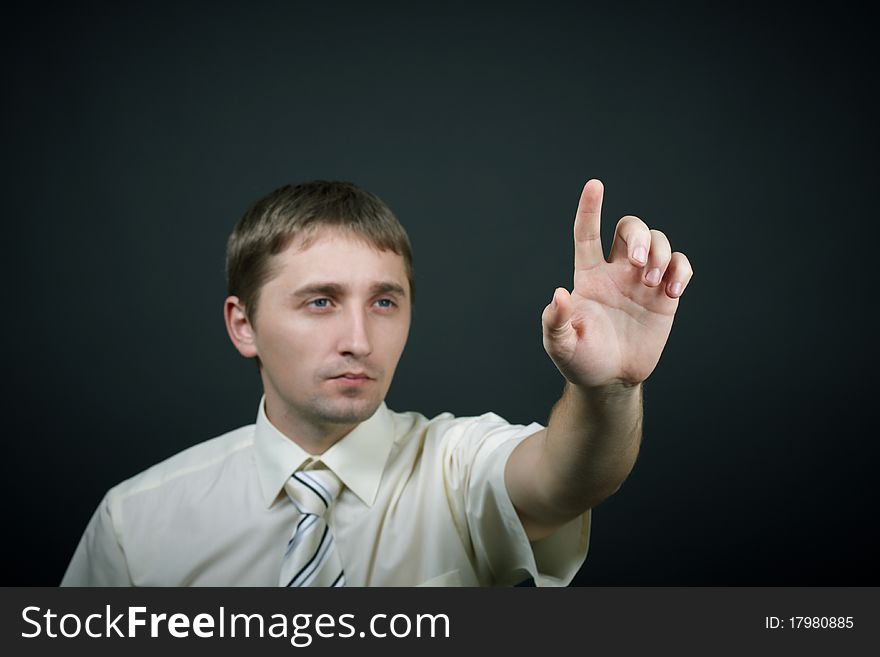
[{"xmin": 542, "ymin": 180, "xmax": 691, "ymax": 389}]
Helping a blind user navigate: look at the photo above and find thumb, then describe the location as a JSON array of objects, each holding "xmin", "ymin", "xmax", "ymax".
[{"xmin": 542, "ymin": 287, "xmax": 574, "ymax": 339}]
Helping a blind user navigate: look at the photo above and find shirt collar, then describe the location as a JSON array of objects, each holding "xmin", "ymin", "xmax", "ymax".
[{"xmin": 254, "ymin": 395, "xmax": 396, "ymax": 509}]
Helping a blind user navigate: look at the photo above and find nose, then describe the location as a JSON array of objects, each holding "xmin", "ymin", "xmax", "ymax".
[{"xmin": 337, "ymin": 306, "xmax": 372, "ymax": 358}]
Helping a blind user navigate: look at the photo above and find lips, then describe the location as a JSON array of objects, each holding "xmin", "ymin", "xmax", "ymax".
[{"xmin": 331, "ymin": 372, "xmax": 373, "ymax": 386}]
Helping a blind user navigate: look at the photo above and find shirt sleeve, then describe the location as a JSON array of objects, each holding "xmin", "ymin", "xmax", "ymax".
[
  {"xmin": 60, "ymin": 492, "xmax": 133, "ymax": 586},
  {"xmin": 449, "ymin": 414, "xmax": 592, "ymax": 587}
]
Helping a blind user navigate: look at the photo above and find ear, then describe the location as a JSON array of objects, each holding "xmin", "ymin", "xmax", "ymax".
[{"xmin": 224, "ymin": 296, "xmax": 259, "ymax": 359}]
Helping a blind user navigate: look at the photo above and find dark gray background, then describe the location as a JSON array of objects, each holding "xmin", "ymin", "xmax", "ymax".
[{"xmin": 3, "ymin": 1, "xmax": 875, "ymax": 585}]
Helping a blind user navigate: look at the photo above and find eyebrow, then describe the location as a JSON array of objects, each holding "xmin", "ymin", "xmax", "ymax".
[{"xmin": 290, "ymin": 281, "xmax": 408, "ymax": 299}]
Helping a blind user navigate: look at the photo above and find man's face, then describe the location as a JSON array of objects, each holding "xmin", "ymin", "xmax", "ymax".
[{"xmin": 249, "ymin": 228, "xmax": 411, "ymax": 433}]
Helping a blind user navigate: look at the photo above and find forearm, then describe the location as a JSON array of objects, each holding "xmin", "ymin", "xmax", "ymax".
[
  {"xmin": 533, "ymin": 381, "xmax": 643, "ymax": 520},
  {"xmin": 559, "ymin": 380, "xmax": 641, "ymax": 496}
]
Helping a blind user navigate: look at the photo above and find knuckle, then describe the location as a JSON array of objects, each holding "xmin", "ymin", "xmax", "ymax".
[
  {"xmin": 619, "ymin": 215, "xmax": 646, "ymax": 231},
  {"xmin": 678, "ymin": 258, "xmax": 694, "ymax": 278},
  {"xmin": 649, "ymin": 229, "xmax": 670, "ymax": 249}
]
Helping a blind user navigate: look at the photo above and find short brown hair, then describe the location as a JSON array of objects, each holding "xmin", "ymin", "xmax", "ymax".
[{"xmin": 226, "ymin": 180, "xmax": 415, "ymax": 326}]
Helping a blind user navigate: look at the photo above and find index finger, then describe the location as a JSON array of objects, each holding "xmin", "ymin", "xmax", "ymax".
[{"xmin": 573, "ymin": 178, "xmax": 605, "ymax": 270}]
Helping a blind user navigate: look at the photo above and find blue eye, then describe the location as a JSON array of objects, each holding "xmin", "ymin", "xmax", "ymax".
[
  {"xmin": 310, "ymin": 298, "xmax": 330, "ymax": 308},
  {"xmin": 376, "ymin": 299, "xmax": 396, "ymax": 308}
]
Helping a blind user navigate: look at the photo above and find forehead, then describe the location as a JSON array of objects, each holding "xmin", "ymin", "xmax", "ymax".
[{"xmin": 267, "ymin": 228, "xmax": 408, "ymax": 291}]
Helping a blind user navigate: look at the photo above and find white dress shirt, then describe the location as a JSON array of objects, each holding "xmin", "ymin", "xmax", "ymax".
[{"xmin": 61, "ymin": 398, "xmax": 591, "ymax": 586}]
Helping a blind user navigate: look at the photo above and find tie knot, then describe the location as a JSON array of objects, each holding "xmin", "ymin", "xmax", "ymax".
[{"xmin": 284, "ymin": 468, "xmax": 343, "ymax": 517}]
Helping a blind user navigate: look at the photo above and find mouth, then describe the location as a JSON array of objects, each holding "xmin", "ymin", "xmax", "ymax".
[{"xmin": 330, "ymin": 372, "xmax": 374, "ymax": 386}]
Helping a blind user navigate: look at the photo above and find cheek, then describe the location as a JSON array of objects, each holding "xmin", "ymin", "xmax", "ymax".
[
  {"xmin": 258, "ymin": 321, "xmax": 322, "ymax": 362},
  {"xmin": 383, "ymin": 321, "xmax": 410, "ymax": 357}
]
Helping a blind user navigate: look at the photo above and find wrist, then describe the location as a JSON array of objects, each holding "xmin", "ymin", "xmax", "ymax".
[{"xmin": 568, "ymin": 379, "xmax": 642, "ymax": 404}]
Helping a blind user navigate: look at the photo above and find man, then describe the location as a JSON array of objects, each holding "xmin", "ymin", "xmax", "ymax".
[{"xmin": 62, "ymin": 178, "xmax": 693, "ymax": 586}]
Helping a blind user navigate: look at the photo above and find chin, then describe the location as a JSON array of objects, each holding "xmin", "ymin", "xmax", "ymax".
[{"xmin": 310, "ymin": 395, "xmax": 381, "ymax": 425}]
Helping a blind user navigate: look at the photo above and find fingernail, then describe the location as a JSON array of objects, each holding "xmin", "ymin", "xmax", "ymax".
[
  {"xmin": 633, "ymin": 246, "xmax": 647, "ymax": 263},
  {"xmin": 670, "ymin": 281, "xmax": 682, "ymax": 296},
  {"xmin": 646, "ymin": 268, "xmax": 661, "ymax": 285}
]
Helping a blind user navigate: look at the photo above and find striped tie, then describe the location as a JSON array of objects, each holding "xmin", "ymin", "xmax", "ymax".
[{"xmin": 279, "ymin": 468, "xmax": 346, "ymax": 587}]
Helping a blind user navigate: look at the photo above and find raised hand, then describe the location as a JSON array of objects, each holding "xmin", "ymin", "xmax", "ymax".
[{"xmin": 541, "ymin": 179, "xmax": 694, "ymax": 390}]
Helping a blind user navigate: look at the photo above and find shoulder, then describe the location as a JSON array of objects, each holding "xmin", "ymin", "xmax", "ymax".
[
  {"xmin": 387, "ymin": 406, "xmax": 543, "ymax": 453},
  {"xmin": 106, "ymin": 423, "xmax": 256, "ymax": 508}
]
